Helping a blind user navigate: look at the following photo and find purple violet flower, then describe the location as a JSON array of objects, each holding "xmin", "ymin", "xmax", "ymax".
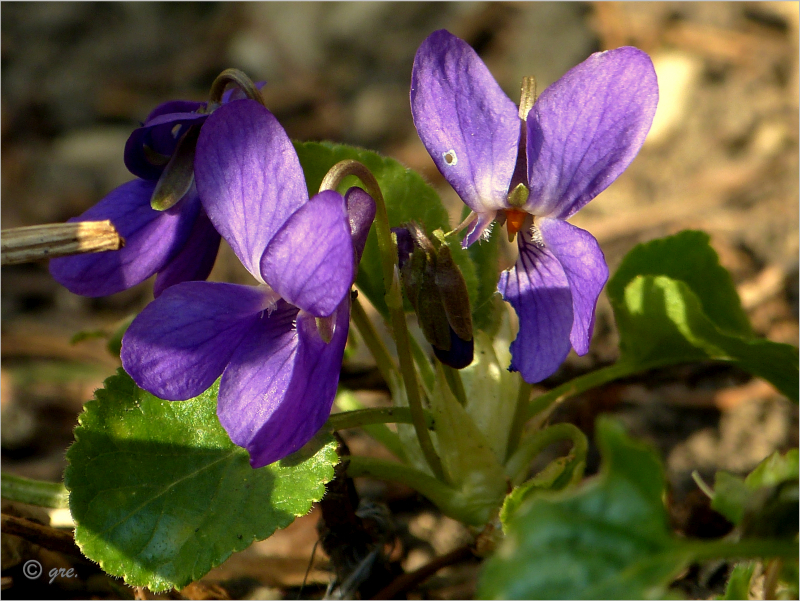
[
  {"xmin": 47, "ymin": 87, "xmax": 262, "ymax": 297},
  {"xmin": 121, "ymin": 99, "xmax": 375, "ymax": 468},
  {"xmin": 411, "ymin": 30, "xmax": 658, "ymax": 383},
  {"xmin": 48, "ymin": 181, "xmax": 220, "ymax": 298}
]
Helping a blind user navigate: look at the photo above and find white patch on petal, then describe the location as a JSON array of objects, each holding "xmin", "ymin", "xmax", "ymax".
[
  {"xmin": 481, "ymin": 221, "xmax": 495, "ymax": 242},
  {"xmin": 442, "ymin": 149, "xmax": 458, "ymax": 166},
  {"xmin": 529, "ymin": 223, "xmax": 545, "ymax": 248},
  {"xmin": 257, "ymin": 284, "xmax": 281, "ymax": 316}
]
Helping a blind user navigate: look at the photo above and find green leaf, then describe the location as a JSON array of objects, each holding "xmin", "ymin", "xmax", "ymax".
[
  {"xmin": 607, "ymin": 231, "xmax": 798, "ymax": 401},
  {"xmin": 718, "ymin": 561, "xmax": 756, "ymax": 600},
  {"xmin": 499, "ymin": 454, "xmax": 583, "ymax": 528},
  {"xmin": 427, "ymin": 362, "xmax": 507, "ymax": 526},
  {"xmin": 467, "ymin": 221, "xmax": 502, "ymax": 334},
  {"xmin": 608, "ymin": 230, "xmax": 751, "ymax": 337},
  {"xmin": 479, "ymin": 418, "xmax": 687, "ymax": 600},
  {"xmin": 746, "ymin": 449, "xmax": 799, "ymax": 489},
  {"xmin": 293, "ymin": 141, "xmax": 478, "ymax": 319},
  {"xmin": 66, "ymin": 370, "xmax": 338, "ymax": 592},
  {"xmin": 712, "ymin": 450, "xmax": 799, "ymax": 538},
  {"xmin": 461, "ymin": 329, "xmax": 518, "ymax": 463},
  {"xmin": 711, "ymin": 471, "xmax": 752, "ymax": 525}
]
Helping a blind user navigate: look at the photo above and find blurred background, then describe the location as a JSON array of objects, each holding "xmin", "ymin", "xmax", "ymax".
[{"xmin": 2, "ymin": 2, "xmax": 798, "ymax": 598}]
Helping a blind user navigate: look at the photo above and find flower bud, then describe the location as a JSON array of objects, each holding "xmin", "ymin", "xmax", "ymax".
[{"xmin": 395, "ymin": 224, "xmax": 473, "ymax": 368}]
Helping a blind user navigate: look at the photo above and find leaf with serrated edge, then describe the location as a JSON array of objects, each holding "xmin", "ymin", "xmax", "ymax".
[{"xmin": 66, "ymin": 369, "xmax": 338, "ymax": 592}]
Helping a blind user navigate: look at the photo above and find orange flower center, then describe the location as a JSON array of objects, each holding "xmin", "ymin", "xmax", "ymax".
[{"xmin": 505, "ymin": 209, "xmax": 527, "ymax": 236}]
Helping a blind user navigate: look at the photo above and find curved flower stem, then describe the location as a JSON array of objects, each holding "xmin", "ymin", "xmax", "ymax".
[
  {"xmin": 325, "ymin": 407, "xmax": 434, "ymax": 432},
  {"xmin": 208, "ymin": 68, "xmax": 266, "ymax": 107},
  {"xmin": 505, "ymin": 380, "xmax": 533, "ymax": 463},
  {"xmin": 1, "ymin": 472, "xmax": 69, "ymax": 508},
  {"xmin": 505, "ymin": 422, "xmax": 588, "ymax": 484},
  {"xmin": 321, "ymin": 160, "xmax": 446, "ymax": 482},
  {"xmin": 350, "ymin": 295, "xmax": 398, "ymax": 386},
  {"xmin": 346, "ymin": 455, "xmax": 484, "ymax": 526},
  {"xmin": 525, "ymin": 361, "xmax": 636, "ymax": 421}
]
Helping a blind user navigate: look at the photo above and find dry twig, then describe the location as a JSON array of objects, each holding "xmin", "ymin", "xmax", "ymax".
[{"xmin": 1, "ymin": 221, "xmax": 123, "ymax": 266}]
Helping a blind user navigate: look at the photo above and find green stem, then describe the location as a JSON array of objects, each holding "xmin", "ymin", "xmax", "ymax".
[
  {"xmin": 441, "ymin": 363, "xmax": 467, "ymax": 407},
  {"xmin": 321, "ymin": 160, "xmax": 445, "ymax": 482},
  {"xmin": 2, "ymin": 473, "xmax": 69, "ymax": 508},
  {"xmin": 683, "ymin": 538, "xmax": 798, "ymax": 562},
  {"xmin": 388, "ymin": 269, "xmax": 447, "ymax": 481},
  {"xmin": 325, "ymin": 407, "xmax": 433, "ymax": 431},
  {"xmin": 350, "ymin": 295, "xmax": 398, "ymax": 386},
  {"xmin": 505, "ymin": 380, "xmax": 533, "ymax": 463},
  {"xmin": 408, "ymin": 333, "xmax": 435, "ymax": 394},
  {"xmin": 526, "ymin": 362, "xmax": 635, "ymax": 421},
  {"xmin": 332, "ymin": 394, "xmax": 410, "ymax": 462},
  {"xmin": 505, "ymin": 422, "xmax": 588, "ymax": 484},
  {"xmin": 346, "ymin": 455, "xmax": 486, "ymax": 526}
]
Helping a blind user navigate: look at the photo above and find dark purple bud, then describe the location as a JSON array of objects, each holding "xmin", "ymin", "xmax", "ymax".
[
  {"xmin": 433, "ymin": 328, "xmax": 474, "ymax": 369},
  {"xmin": 396, "ymin": 223, "xmax": 473, "ymax": 368},
  {"xmin": 392, "ymin": 226, "xmax": 414, "ymax": 268}
]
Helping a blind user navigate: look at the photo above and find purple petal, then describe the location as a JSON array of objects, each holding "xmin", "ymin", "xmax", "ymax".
[
  {"xmin": 411, "ymin": 29, "xmax": 519, "ymax": 214},
  {"xmin": 195, "ymin": 99, "xmax": 307, "ymax": 281},
  {"xmin": 393, "ymin": 226, "xmax": 414, "ymax": 268},
  {"xmin": 218, "ymin": 299, "xmax": 350, "ymax": 468},
  {"xmin": 153, "ymin": 206, "xmax": 221, "ymax": 297},
  {"xmin": 49, "ymin": 179, "xmax": 198, "ymax": 297},
  {"xmin": 144, "ymin": 100, "xmax": 205, "ymax": 122},
  {"xmin": 260, "ymin": 190, "xmax": 353, "ymax": 317},
  {"xmin": 345, "ymin": 187, "xmax": 376, "ymax": 266},
  {"xmin": 125, "ymin": 111, "xmax": 209, "ymax": 180},
  {"xmin": 525, "ymin": 46, "xmax": 659, "ymax": 219},
  {"xmin": 498, "ymin": 231, "xmax": 573, "ymax": 383},
  {"xmin": 462, "ymin": 210, "xmax": 498, "ymax": 248},
  {"xmin": 121, "ymin": 282, "xmax": 276, "ymax": 400},
  {"xmin": 537, "ymin": 218, "xmax": 608, "ymax": 355}
]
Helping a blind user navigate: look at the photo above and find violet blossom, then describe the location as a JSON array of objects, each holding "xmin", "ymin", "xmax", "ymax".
[
  {"xmin": 121, "ymin": 99, "xmax": 375, "ymax": 467},
  {"xmin": 46, "ymin": 88, "xmax": 265, "ymax": 297},
  {"xmin": 411, "ymin": 30, "xmax": 658, "ymax": 383}
]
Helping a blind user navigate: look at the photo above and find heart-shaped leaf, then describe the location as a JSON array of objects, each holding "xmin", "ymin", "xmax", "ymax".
[{"xmin": 66, "ymin": 369, "xmax": 338, "ymax": 592}]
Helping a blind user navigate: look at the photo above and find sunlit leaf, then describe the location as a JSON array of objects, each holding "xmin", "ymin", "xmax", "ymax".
[
  {"xmin": 66, "ymin": 370, "xmax": 338, "ymax": 592},
  {"xmin": 607, "ymin": 231, "xmax": 798, "ymax": 401}
]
